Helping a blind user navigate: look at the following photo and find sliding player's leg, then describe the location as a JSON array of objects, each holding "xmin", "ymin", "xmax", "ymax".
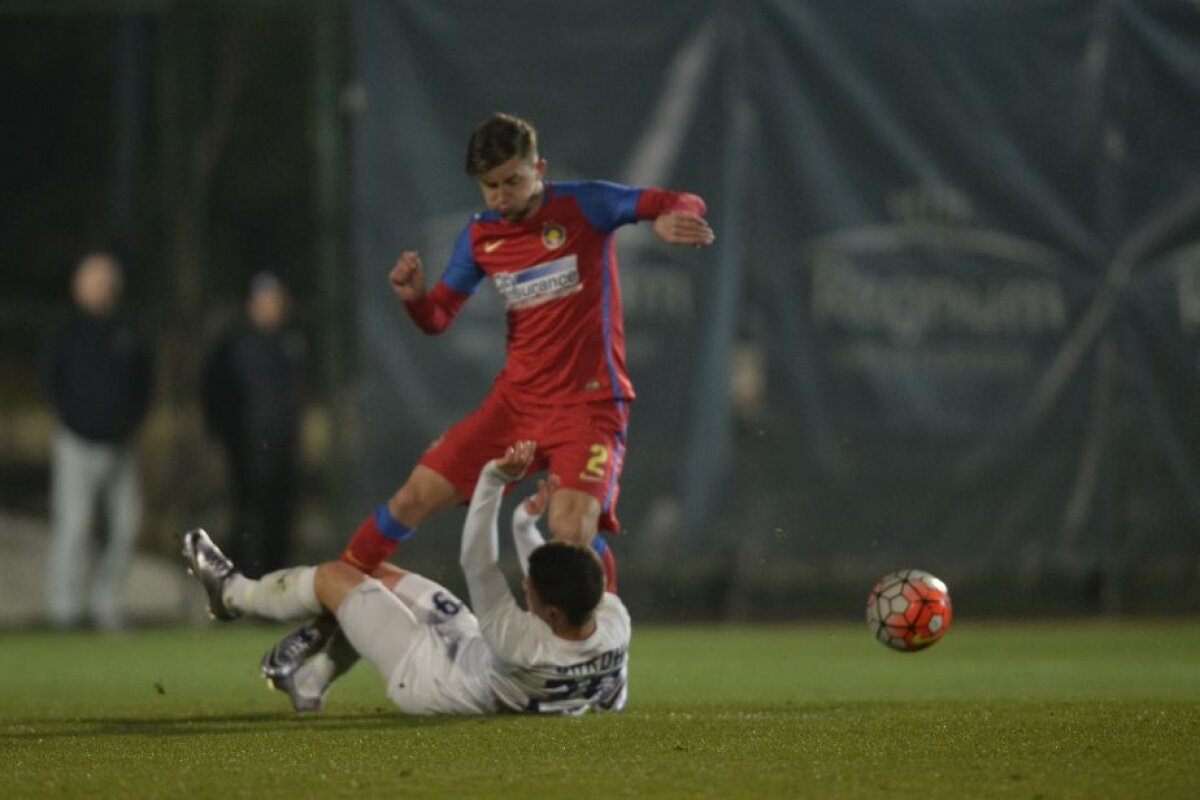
[
  {"xmin": 261, "ymin": 614, "xmax": 353, "ymax": 713},
  {"xmin": 262, "ymin": 564, "xmax": 409, "ymax": 713},
  {"xmin": 373, "ymin": 562, "xmax": 478, "ymax": 637},
  {"xmin": 263, "ymin": 562, "xmax": 476, "ymax": 713},
  {"xmin": 252, "ymin": 561, "xmax": 423, "ymax": 692},
  {"xmin": 182, "ymin": 528, "xmax": 322, "ymax": 622},
  {"xmin": 320, "ymin": 561, "xmax": 491, "ymax": 714},
  {"xmin": 182, "ymin": 529, "xmax": 351, "ymax": 711},
  {"xmin": 183, "ymin": 529, "xmax": 425, "ymax": 628},
  {"xmin": 183, "ymin": 528, "xmax": 333, "ymax": 710}
]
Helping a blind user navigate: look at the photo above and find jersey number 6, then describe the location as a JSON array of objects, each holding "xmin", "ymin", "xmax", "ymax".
[{"xmin": 432, "ymin": 591, "xmax": 462, "ymax": 616}]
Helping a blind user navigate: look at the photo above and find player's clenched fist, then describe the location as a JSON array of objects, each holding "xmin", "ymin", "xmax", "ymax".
[
  {"xmin": 652, "ymin": 212, "xmax": 715, "ymax": 247},
  {"xmin": 389, "ymin": 251, "xmax": 427, "ymax": 302}
]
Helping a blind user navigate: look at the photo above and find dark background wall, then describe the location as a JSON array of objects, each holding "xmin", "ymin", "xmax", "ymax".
[{"xmin": 3, "ymin": 0, "xmax": 1199, "ymax": 621}]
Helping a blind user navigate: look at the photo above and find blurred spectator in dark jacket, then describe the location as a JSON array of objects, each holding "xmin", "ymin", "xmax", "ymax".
[
  {"xmin": 42, "ymin": 252, "xmax": 153, "ymax": 630},
  {"xmin": 201, "ymin": 272, "xmax": 306, "ymax": 576}
]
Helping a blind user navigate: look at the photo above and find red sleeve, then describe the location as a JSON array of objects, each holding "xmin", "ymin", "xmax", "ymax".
[
  {"xmin": 635, "ymin": 189, "xmax": 707, "ymax": 219},
  {"xmin": 404, "ymin": 281, "xmax": 470, "ymax": 334}
]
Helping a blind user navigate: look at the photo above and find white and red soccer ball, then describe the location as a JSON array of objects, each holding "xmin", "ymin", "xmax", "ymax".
[{"xmin": 866, "ymin": 569, "xmax": 952, "ymax": 652}]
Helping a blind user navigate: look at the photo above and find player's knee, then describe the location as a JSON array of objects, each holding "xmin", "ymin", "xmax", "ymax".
[
  {"xmin": 318, "ymin": 560, "xmax": 360, "ymax": 582},
  {"xmin": 314, "ymin": 561, "xmax": 368, "ymax": 613},
  {"xmin": 370, "ymin": 562, "xmax": 408, "ymax": 589},
  {"xmin": 547, "ymin": 506, "xmax": 597, "ymax": 546}
]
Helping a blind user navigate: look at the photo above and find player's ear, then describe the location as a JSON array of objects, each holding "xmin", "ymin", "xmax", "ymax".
[{"xmin": 534, "ymin": 157, "xmax": 547, "ymax": 179}]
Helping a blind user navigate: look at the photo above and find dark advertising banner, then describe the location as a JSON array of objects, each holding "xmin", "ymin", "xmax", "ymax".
[{"xmin": 354, "ymin": 0, "xmax": 1200, "ymax": 614}]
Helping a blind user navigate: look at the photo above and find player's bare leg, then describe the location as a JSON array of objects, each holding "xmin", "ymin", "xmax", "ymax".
[
  {"xmin": 386, "ymin": 465, "xmax": 463, "ymax": 527},
  {"xmin": 548, "ymin": 489, "xmax": 618, "ymax": 592},
  {"xmin": 371, "ymin": 562, "xmax": 411, "ymax": 586},
  {"xmin": 313, "ymin": 560, "xmax": 372, "ymax": 611},
  {"xmin": 341, "ymin": 465, "xmax": 463, "ymax": 572},
  {"xmin": 546, "ymin": 489, "xmax": 600, "ymax": 546}
]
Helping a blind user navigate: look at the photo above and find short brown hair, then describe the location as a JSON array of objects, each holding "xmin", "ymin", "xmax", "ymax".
[
  {"xmin": 528, "ymin": 541, "xmax": 604, "ymax": 628},
  {"xmin": 465, "ymin": 113, "xmax": 538, "ymax": 177}
]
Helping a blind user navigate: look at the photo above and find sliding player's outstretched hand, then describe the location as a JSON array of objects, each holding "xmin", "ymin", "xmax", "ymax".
[
  {"xmin": 496, "ymin": 440, "xmax": 537, "ymax": 481},
  {"xmin": 389, "ymin": 251, "xmax": 427, "ymax": 302},
  {"xmin": 522, "ymin": 474, "xmax": 561, "ymax": 518},
  {"xmin": 653, "ymin": 212, "xmax": 715, "ymax": 247}
]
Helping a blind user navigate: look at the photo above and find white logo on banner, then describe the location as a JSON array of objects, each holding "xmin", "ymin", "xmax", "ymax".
[{"xmin": 492, "ymin": 254, "xmax": 582, "ymax": 311}]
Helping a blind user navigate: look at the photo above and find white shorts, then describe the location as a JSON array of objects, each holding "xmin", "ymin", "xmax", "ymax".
[{"xmin": 335, "ymin": 573, "xmax": 495, "ymax": 715}]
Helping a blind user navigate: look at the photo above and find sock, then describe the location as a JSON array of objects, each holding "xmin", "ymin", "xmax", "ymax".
[
  {"xmin": 325, "ymin": 627, "xmax": 361, "ymax": 681},
  {"xmin": 225, "ymin": 567, "xmax": 320, "ymax": 621},
  {"xmin": 592, "ymin": 535, "xmax": 618, "ymax": 594},
  {"xmin": 292, "ymin": 652, "xmax": 336, "ymax": 700},
  {"xmin": 292, "ymin": 620, "xmax": 360, "ymax": 702},
  {"xmin": 341, "ymin": 504, "xmax": 415, "ymax": 573}
]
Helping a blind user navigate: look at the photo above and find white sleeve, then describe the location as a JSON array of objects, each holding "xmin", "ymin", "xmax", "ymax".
[
  {"xmin": 459, "ymin": 461, "xmax": 516, "ymax": 619},
  {"xmin": 510, "ymin": 503, "xmax": 546, "ymax": 576}
]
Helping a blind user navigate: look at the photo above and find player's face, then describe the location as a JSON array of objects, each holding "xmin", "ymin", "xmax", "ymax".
[{"xmin": 477, "ymin": 155, "xmax": 546, "ymax": 223}]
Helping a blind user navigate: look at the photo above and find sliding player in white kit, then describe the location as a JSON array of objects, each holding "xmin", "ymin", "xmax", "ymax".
[{"xmin": 182, "ymin": 440, "xmax": 629, "ymax": 715}]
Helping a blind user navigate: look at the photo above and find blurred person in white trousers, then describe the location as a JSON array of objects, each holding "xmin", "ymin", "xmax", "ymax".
[{"xmin": 41, "ymin": 252, "xmax": 153, "ymax": 630}]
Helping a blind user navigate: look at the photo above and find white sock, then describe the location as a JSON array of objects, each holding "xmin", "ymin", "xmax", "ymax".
[
  {"xmin": 225, "ymin": 567, "xmax": 320, "ymax": 621},
  {"xmin": 292, "ymin": 652, "xmax": 335, "ymax": 699}
]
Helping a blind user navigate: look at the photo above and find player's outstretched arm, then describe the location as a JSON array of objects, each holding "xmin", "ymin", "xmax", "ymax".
[
  {"xmin": 512, "ymin": 475, "xmax": 557, "ymax": 575},
  {"xmin": 460, "ymin": 441, "xmax": 537, "ymax": 615},
  {"xmin": 633, "ymin": 188, "xmax": 714, "ymax": 248},
  {"xmin": 652, "ymin": 211, "xmax": 715, "ymax": 247}
]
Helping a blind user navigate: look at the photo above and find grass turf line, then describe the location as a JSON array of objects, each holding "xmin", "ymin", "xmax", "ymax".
[{"xmin": 0, "ymin": 622, "xmax": 1198, "ymax": 798}]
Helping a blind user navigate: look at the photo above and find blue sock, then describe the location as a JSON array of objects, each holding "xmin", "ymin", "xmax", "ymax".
[
  {"xmin": 591, "ymin": 534, "xmax": 609, "ymax": 558},
  {"xmin": 374, "ymin": 504, "xmax": 415, "ymax": 542}
]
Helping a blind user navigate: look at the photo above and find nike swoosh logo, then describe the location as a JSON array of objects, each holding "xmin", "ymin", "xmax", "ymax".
[{"xmin": 484, "ymin": 240, "xmax": 505, "ymax": 253}]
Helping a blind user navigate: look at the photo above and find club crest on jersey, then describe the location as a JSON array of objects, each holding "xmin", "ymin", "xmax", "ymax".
[
  {"xmin": 492, "ymin": 254, "xmax": 582, "ymax": 311},
  {"xmin": 541, "ymin": 223, "xmax": 567, "ymax": 250}
]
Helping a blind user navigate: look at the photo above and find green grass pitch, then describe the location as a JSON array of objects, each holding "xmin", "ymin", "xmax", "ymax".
[{"xmin": 2, "ymin": 622, "xmax": 1198, "ymax": 798}]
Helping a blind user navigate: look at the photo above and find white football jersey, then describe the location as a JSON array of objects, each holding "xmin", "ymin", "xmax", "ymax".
[
  {"xmin": 455, "ymin": 592, "xmax": 629, "ymax": 713},
  {"xmin": 457, "ymin": 463, "xmax": 631, "ymax": 714}
]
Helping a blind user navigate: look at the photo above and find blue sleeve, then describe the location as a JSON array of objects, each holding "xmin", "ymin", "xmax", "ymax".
[
  {"xmin": 441, "ymin": 221, "xmax": 487, "ymax": 295},
  {"xmin": 555, "ymin": 181, "xmax": 644, "ymax": 233}
]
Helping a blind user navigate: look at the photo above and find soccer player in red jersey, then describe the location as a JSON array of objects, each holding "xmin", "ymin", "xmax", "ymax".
[{"xmin": 342, "ymin": 113, "xmax": 714, "ymax": 591}]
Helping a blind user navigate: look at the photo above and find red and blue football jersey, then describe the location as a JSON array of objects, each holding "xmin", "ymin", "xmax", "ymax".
[{"xmin": 406, "ymin": 180, "xmax": 705, "ymax": 405}]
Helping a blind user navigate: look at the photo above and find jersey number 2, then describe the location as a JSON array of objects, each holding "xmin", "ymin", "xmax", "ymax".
[{"xmin": 582, "ymin": 444, "xmax": 608, "ymax": 482}]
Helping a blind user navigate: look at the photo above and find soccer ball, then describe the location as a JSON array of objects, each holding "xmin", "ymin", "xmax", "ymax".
[{"xmin": 865, "ymin": 569, "xmax": 952, "ymax": 652}]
